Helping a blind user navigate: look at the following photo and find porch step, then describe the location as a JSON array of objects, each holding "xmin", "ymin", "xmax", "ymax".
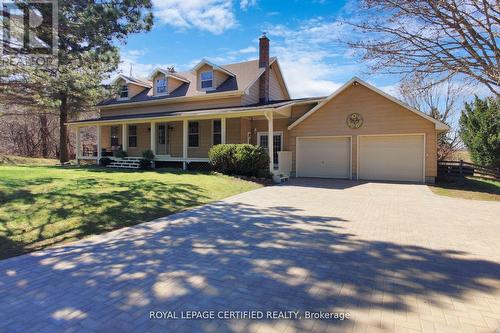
[{"xmin": 106, "ymin": 158, "xmax": 141, "ymax": 169}]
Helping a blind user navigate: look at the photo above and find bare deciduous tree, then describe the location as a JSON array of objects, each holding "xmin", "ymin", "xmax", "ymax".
[
  {"xmin": 348, "ymin": 0, "xmax": 500, "ymax": 95},
  {"xmin": 399, "ymin": 75, "xmax": 462, "ymax": 160}
]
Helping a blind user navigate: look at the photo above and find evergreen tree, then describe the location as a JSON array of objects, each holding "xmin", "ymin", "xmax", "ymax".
[{"xmin": 459, "ymin": 96, "xmax": 500, "ymax": 168}]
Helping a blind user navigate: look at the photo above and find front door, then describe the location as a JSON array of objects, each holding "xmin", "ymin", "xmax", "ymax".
[{"xmin": 258, "ymin": 132, "xmax": 283, "ymax": 166}]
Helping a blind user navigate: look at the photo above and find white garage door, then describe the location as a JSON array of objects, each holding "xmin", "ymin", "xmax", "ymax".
[
  {"xmin": 358, "ymin": 135, "xmax": 424, "ymax": 182},
  {"xmin": 297, "ymin": 137, "xmax": 351, "ymax": 179}
]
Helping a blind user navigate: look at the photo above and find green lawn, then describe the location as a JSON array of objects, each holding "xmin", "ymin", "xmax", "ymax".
[
  {"xmin": 429, "ymin": 176, "xmax": 500, "ymax": 201},
  {"xmin": 0, "ymin": 165, "xmax": 262, "ymax": 259}
]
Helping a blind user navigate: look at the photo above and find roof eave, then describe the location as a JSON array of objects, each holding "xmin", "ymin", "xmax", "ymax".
[{"xmin": 98, "ymin": 90, "xmax": 245, "ymax": 110}]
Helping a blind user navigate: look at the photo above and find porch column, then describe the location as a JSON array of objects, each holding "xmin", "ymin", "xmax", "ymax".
[
  {"xmin": 96, "ymin": 125, "xmax": 101, "ymax": 161},
  {"xmin": 221, "ymin": 117, "xmax": 226, "ymax": 144},
  {"xmin": 122, "ymin": 123, "xmax": 128, "ymax": 151},
  {"xmin": 75, "ymin": 126, "xmax": 81, "ymax": 164},
  {"xmin": 265, "ymin": 111, "xmax": 274, "ymax": 174},
  {"xmin": 182, "ymin": 119, "xmax": 188, "ymax": 170},
  {"xmin": 150, "ymin": 122, "xmax": 156, "ymax": 155}
]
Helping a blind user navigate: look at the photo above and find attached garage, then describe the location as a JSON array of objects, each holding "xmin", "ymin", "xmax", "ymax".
[
  {"xmin": 358, "ymin": 134, "xmax": 425, "ymax": 183},
  {"xmin": 296, "ymin": 136, "xmax": 351, "ymax": 179}
]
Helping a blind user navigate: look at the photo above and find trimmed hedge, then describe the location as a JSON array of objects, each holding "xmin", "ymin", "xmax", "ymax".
[
  {"xmin": 115, "ymin": 150, "xmax": 127, "ymax": 158},
  {"xmin": 99, "ymin": 157, "xmax": 112, "ymax": 166},
  {"xmin": 208, "ymin": 144, "xmax": 269, "ymax": 177}
]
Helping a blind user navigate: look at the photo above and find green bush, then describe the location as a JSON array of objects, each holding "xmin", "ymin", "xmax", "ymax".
[
  {"xmin": 142, "ymin": 149, "xmax": 155, "ymax": 160},
  {"xmin": 99, "ymin": 157, "xmax": 112, "ymax": 166},
  {"xmin": 208, "ymin": 144, "xmax": 269, "ymax": 177},
  {"xmin": 459, "ymin": 96, "xmax": 500, "ymax": 168},
  {"xmin": 138, "ymin": 159, "xmax": 151, "ymax": 170},
  {"xmin": 115, "ymin": 150, "xmax": 127, "ymax": 158}
]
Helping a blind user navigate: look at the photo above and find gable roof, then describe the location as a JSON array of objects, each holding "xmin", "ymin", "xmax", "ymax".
[
  {"xmin": 191, "ymin": 59, "xmax": 236, "ymax": 77},
  {"xmin": 111, "ymin": 74, "xmax": 152, "ymax": 88},
  {"xmin": 99, "ymin": 57, "xmax": 281, "ymax": 107},
  {"xmin": 288, "ymin": 77, "xmax": 450, "ymax": 131},
  {"xmin": 148, "ymin": 68, "xmax": 190, "ymax": 83}
]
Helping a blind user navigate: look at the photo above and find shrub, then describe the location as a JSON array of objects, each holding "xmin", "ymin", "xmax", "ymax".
[
  {"xmin": 99, "ymin": 157, "xmax": 112, "ymax": 166},
  {"xmin": 459, "ymin": 96, "xmax": 500, "ymax": 168},
  {"xmin": 138, "ymin": 159, "xmax": 151, "ymax": 170},
  {"xmin": 115, "ymin": 150, "xmax": 127, "ymax": 158},
  {"xmin": 208, "ymin": 144, "xmax": 269, "ymax": 177},
  {"xmin": 142, "ymin": 149, "xmax": 155, "ymax": 161}
]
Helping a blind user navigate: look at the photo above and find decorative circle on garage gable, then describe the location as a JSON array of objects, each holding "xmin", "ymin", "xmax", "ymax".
[{"xmin": 346, "ymin": 113, "xmax": 363, "ymax": 129}]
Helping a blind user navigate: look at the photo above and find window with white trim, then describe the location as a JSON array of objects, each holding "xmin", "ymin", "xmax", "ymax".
[
  {"xmin": 156, "ymin": 78, "xmax": 167, "ymax": 94},
  {"xmin": 213, "ymin": 120, "xmax": 221, "ymax": 145},
  {"xmin": 200, "ymin": 71, "xmax": 213, "ymax": 89},
  {"xmin": 119, "ymin": 85, "xmax": 128, "ymax": 99},
  {"xmin": 188, "ymin": 121, "xmax": 199, "ymax": 147},
  {"xmin": 128, "ymin": 125, "xmax": 137, "ymax": 148}
]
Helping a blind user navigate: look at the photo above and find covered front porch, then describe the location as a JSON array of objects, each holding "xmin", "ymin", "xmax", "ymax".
[{"xmin": 72, "ymin": 106, "xmax": 292, "ymax": 172}]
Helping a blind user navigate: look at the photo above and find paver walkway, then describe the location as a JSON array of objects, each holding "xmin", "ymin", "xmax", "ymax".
[{"xmin": 1, "ymin": 179, "xmax": 499, "ymax": 333}]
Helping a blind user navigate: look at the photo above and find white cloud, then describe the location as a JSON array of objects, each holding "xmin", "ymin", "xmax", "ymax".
[
  {"xmin": 266, "ymin": 18, "xmax": 358, "ymax": 97},
  {"xmin": 240, "ymin": 0, "xmax": 257, "ymax": 10},
  {"xmin": 152, "ymin": 0, "xmax": 237, "ymax": 35},
  {"xmin": 114, "ymin": 50, "xmax": 174, "ymax": 81}
]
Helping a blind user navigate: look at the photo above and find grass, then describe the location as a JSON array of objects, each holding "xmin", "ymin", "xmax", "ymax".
[
  {"xmin": 0, "ymin": 165, "xmax": 262, "ymax": 259},
  {"xmin": 429, "ymin": 176, "xmax": 500, "ymax": 201},
  {"xmin": 0, "ymin": 154, "xmax": 59, "ymax": 166}
]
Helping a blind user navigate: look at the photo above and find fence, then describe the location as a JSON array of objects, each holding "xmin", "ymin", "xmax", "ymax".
[{"xmin": 438, "ymin": 160, "xmax": 500, "ymax": 179}]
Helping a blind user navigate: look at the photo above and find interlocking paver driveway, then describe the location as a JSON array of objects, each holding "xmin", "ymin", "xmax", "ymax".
[{"xmin": 1, "ymin": 179, "xmax": 499, "ymax": 333}]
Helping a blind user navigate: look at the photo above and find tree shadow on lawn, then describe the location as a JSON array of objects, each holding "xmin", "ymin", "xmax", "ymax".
[
  {"xmin": 0, "ymin": 176, "xmax": 208, "ymax": 259},
  {"xmin": 0, "ymin": 201, "xmax": 499, "ymax": 332}
]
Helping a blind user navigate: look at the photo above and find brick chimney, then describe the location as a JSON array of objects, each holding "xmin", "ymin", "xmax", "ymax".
[{"xmin": 259, "ymin": 33, "xmax": 270, "ymax": 104}]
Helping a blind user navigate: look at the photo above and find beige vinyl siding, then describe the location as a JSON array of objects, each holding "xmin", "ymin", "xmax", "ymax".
[
  {"xmin": 99, "ymin": 124, "xmax": 122, "ymax": 149},
  {"xmin": 187, "ymin": 119, "xmax": 211, "ymax": 158},
  {"xmin": 196, "ymin": 64, "xmax": 229, "ymax": 91},
  {"xmin": 240, "ymin": 118, "xmax": 251, "ymax": 143},
  {"xmin": 226, "ymin": 118, "xmax": 241, "ymax": 144},
  {"xmin": 168, "ymin": 77, "xmax": 184, "ymax": 94},
  {"xmin": 241, "ymin": 65, "xmax": 288, "ymax": 104},
  {"xmin": 114, "ymin": 78, "xmax": 146, "ymax": 99},
  {"xmin": 290, "ymin": 104, "xmax": 316, "ymax": 123},
  {"xmin": 241, "ymin": 80, "xmax": 260, "ymax": 105},
  {"xmin": 127, "ymin": 83, "xmax": 145, "ymax": 99},
  {"xmin": 288, "ymin": 84, "xmax": 438, "ymax": 180},
  {"xmin": 269, "ymin": 66, "xmax": 286, "ymax": 101},
  {"xmin": 167, "ymin": 121, "xmax": 183, "ymax": 157},
  {"xmin": 101, "ymin": 97, "xmax": 242, "ymax": 117},
  {"xmin": 125, "ymin": 123, "xmax": 150, "ymax": 157}
]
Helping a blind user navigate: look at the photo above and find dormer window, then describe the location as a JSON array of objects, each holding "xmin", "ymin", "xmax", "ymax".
[
  {"xmin": 200, "ymin": 71, "xmax": 213, "ymax": 89},
  {"xmin": 119, "ymin": 85, "xmax": 128, "ymax": 99},
  {"xmin": 156, "ymin": 78, "xmax": 167, "ymax": 95}
]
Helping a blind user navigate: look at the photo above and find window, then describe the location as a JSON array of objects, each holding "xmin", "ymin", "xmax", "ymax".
[
  {"xmin": 158, "ymin": 125, "xmax": 166, "ymax": 144},
  {"xmin": 156, "ymin": 78, "xmax": 167, "ymax": 94},
  {"xmin": 188, "ymin": 121, "xmax": 199, "ymax": 147},
  {"xmin": 200, "ymin": 71, "xmax": 213, "ymax": 89},
  {"xmin": 110, "ymin": 126, "xmax": 119, "ymax": 146},
  {"xmin": 212, "ymin": 120, "xmax": 221, "ymax": 145},
  {"xmin": 119, "ymin": 85, "xmax": 128, "ymax": 99},
  {"xmin": 128, "ymin": 125, "xmax": 137, "ymax": 148}
]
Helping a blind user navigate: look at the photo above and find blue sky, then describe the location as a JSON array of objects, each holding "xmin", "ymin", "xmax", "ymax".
[{"xmin": 115, "ymin": 0, "xmax": 404, "ymax": 98}]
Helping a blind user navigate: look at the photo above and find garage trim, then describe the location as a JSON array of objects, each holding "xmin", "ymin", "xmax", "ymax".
[
  {"xmin": 296, "ymin": 135, "xmax": 353, "ymax": 179},
  {"xmin": 356, "ymin": 133, "xmax": 426, "ymax": 183}
]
